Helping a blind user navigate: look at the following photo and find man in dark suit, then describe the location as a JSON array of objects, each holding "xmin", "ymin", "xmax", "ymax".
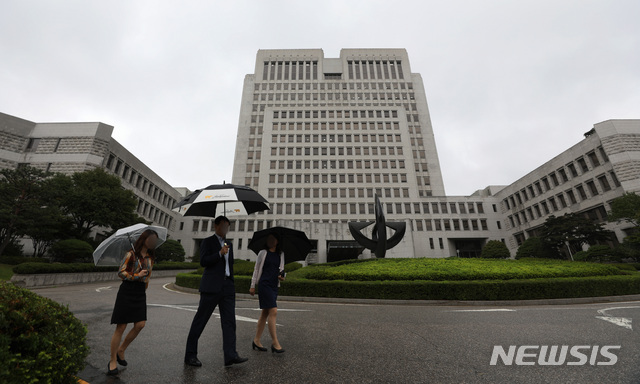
[{"xmin": 185, "ymin": 216, "xmax": 248, "ymax": 367}]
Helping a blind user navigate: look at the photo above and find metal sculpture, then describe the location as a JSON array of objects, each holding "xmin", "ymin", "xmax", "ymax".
[{"xmin": 348, "ymin": 195, "xmax": 406, "ymax": 258}]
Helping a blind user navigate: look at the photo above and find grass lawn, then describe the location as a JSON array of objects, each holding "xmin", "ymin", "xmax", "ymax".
[
  {"xmin": 298, "ymin": 258, "xmax": 625, "ymax": 281},
  {"xmin": 0, "ymin": 264, "xmax": 14, "ymax": 281}
]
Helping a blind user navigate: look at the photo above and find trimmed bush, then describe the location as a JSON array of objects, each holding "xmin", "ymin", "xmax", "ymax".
[
  {"xmin": 574, "ymin": 245, "xmax": 621, "ymax": 263},
  {"xmin": 13, "ymin": 261, "xmax": 198, "ymax": 275},
  {"xmin": 50, "ymin": 239, "xmax": 93, "ymax": 263},
  {"xmin": 155, "ymin": 239, "xmax": 186, "ymax": 262},
  {"xmin": 480, "ymin": 240, "xmax": 511, "ymax": 259},
  {"xmin": 284, "ymin": 261, "xmax": 303, "ymax": 273},
  {"xmin": 516, "ymin": 237, "xmax": 550, "ymax": 259},
  {"xmin": 0, "ymin": 256, "xmax": 49, "ymax": 265},
  {"xmin": 233, "ymin": 260, "xmax": 256, "ymax": 276},
  {"xmin": 297, "ymin": 258, "xmax": 621, "ymax": 282},
  {"xmin": 175, "ymin": 272, "xmax": 640, "ymax": 301},
  {"xmin": 0, "ymin": 282, "xmax": 89, "ymax": 383}
]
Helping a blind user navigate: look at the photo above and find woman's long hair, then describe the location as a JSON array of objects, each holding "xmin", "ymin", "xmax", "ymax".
[
  {"xmin": 126, "ymin": 229, "xmax": 158, "ymax": 273},
  {"xmin": 131, "ymin": 229, "xmax": 158, "ymax": 260}
]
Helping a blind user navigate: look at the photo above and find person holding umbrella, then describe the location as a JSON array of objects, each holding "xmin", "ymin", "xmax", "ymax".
[
  {"xmin": 184, "ymin": 216, "xmax": 249, "ymax": 367},
  {"xmin": 250, "ymin": 234, "xmax": 286, "ymax": 354},
  {"xmin": 107, "ymin": 229, "xmax": 159, "ymax": 376}
]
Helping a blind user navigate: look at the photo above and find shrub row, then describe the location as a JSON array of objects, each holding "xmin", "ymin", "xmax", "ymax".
[
  {"xmin": 0, "ymin": 256, "xmax": 49, "ymax": 265},
  {"xmin": 175, "ymin": 272, "xmax": 640, "ymax": 301},
  {"xmin": 0, "ymin": 282, "xmax": 89, "ymax": 383},
  {"xmin": 13, "ymin": 262, "xmax": 199, "ymax": 275},
  {"xmin": 300, "ymin": 258, "xmax": 622, "ymax": 282}
]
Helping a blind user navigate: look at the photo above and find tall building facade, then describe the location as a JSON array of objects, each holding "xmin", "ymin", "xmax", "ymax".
[
  {"xmin": 0, "ymin": 112, "xmax": 184, "ymax": 248},
  {"xmin": 227, "ymin": 49, "xmax": 500, "ymax": 262}
]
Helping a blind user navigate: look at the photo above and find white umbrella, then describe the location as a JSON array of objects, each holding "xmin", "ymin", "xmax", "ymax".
[
  {"xmin": 93, "ymin": 223, "xmax": 167, "ymax": 266},
  {"xmin": 172, "ymin": 183, "xmax": 269, "ymax": 217}
]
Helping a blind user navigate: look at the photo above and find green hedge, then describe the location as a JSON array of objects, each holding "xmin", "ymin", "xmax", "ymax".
[
  {"xmin": 13, "ymin": 262, "xmax": 199, "ymax": 275},
  {"xmin": 300, "ymin": 258, "xmax": 622, "ymax": 282},
  {"xmin": 0, "ymin": 282, "xmax": 89, "ymax": 383},
  {"xmin": 0, "ymin": 256, "xmax": 49, "ymax": 266},
  {"xmin": 175, "ymin": 272, "xmax": 640, "ymax": 300}
]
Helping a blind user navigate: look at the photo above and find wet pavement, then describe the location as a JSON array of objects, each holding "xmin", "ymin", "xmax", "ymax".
[{"xmin": 34, "ymin": 277, "xmax": 640, "ymax": 383}]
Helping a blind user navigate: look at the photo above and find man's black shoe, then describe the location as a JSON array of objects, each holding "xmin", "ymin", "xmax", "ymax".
[
  {"xmin": 224, "ymin": 356, "xmax": 248, "ymax": 367},
  {"xmin": 184, "ymin": 357, "xmax": 202, "ymax": 367}
]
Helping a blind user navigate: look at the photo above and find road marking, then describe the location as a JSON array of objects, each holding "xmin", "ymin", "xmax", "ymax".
[
  {"xmin": 95, "ymin": 286, "xmax": 112, "ymax": 292},
  {"xmin": 162, "ymin": 283, "xmax": 196, "ymax": 295},
  {"xmin": 147, "ymin": 303, "xmax": 274, "ymax": 325},
  {"xmin": 595, "ymin": 306, "xmax": 639, "ymax": 331},
  {"xmin": 237, "ymin": 308, "xmax": 312, "ymax": 312},
  {"xmin": 448, "ymin": 309, "xmax": 516, "ymax": 312}
]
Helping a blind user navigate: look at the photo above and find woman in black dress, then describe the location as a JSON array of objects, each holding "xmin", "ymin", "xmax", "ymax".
[
  {"xmin": 250, "ymin": 234, "xmax": 286, "ymax": 353},
  {"xmin": 107, "ymin": 229, "xmax": 158, "ymax": 376}
]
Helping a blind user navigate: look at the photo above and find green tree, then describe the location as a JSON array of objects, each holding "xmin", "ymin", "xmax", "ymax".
[
  {"xmin": 59, "ymin": 168, "xmax": 139, "ymax": 239},
  {"xmin": 0, "ymin": 167, "xmax": 51, "ymax": 256},
  {"xmin": 515, "ymin": 237, "xmax": 555, "ymax": 259},
  {"xmin": 608, "ymin": 192, "xmax": 640, "ymax": 227},
  {"xmin": 50, "ymin": 239, "xmax": 94, "ymax": 263},
  {"xmin": 155, "ymin": 239, "xmax": 186, "ymax": 262},
  {"xmin": 480, "ymin": 240, "xmax": 511, "ymax": 259},
  {"xmin": 540, "ymin": 213, "xmax": 612, "ymax": 260},
  {"xmin": 27, "ymin": 174, "xmax": 73, "ymax": 257}
]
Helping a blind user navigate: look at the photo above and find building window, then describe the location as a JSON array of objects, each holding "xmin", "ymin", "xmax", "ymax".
[
  {"xmin": 577, "ymin": 157, "xmax": 589, "ymax": 173},
  {"xmin": 587, "ymin": 151, "xmax": 600, "ymax": 167},
  {"xmin": 598, "ymin": 175, "xmax": 611, "ymax": 191},
  {"xmin": 25, "ymin": 138, "xmax": 40, "ymax": 152},
  {"xmin": 576, "ymin": 185, "xmax": 588, "ymax": 200},
  {"xmin": 586, "ymin": 180, "xmax": 599, "ymax": 196}
]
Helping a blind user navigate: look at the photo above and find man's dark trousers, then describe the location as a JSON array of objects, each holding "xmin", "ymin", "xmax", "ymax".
[{"xmin": 185, "ymin": 278, "xmax": 237, "ymax": 362}]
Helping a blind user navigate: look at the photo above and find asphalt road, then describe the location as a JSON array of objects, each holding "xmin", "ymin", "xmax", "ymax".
[{"xmin": 33, "ymin": 277, "xmax": 640, "ymax": 384}]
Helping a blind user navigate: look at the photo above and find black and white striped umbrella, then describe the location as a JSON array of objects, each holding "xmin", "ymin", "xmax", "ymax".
[{"xmin": 172, "ymin": 183, "xmax": 269, "ymax": 217}]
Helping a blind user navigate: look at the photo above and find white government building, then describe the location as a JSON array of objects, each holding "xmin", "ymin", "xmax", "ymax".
[{"xmin": 1, "ymin": 48, "xmax": 639, "ymax": 262}]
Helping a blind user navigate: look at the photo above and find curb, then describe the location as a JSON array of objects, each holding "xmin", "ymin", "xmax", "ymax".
[
  {"xmin": 12, "ymin": 269, "xmax": 196, "ymax": 289},
  {"xmin": 165, "ymin": 283, "xmax": 640, "ymax": 306}
]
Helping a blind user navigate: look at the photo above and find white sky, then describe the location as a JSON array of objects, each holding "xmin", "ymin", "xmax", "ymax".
[{"xmin": 1, "ymin": 0, "xmax": 638, "ymax": 196}]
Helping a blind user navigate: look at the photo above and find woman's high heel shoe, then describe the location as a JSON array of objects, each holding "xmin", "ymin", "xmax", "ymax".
[
  {"xmin": 271, "ymin": 345, "xmax": 285, "ymax": 354},
  {"xmin": 116, "ymin": 352, "xmax": 128, "ymax": 366},
  {"xmin": 252, "ymin": 341, "xmax": 267, "ymax": 352},
  {"xmin": 107, "ymin": 362, "xmax": 119, "ymax": 376}
]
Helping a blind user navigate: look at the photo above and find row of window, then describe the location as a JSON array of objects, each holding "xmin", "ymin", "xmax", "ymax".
[
  {"xmin": 265, "ymin": 198, "xmax": 485, "ymax": 216},
  {"xmin": 254, "ymin": 92, "xmax": 417, "ymax": 104},
  {"xmin": 136, "ymin": 198, "xmax": 173, "ymax": 229},
  {"xmin": 271, "ymin": 121, "xmax": 401, "ymax": 131},
  {"xmin": 503, "ymin": 147, "xmax": 610, "ymax": 210},
  {"xmin": 105, "ymin": 153, "xmax": 177, "ymax": 210},
  {"xmin": 260, "ymin": 60, "xmax": 406, "ymax": 82},
  {"xmin": 249, "ymin": 109, "xmax": 422, "ymax": 126},
  {"xmin": 347, "ymin": 60, "xmax": 404, "ymax": 80},
  {"xmin": 265, "ymin": 145, "xmax": 406, "ymax": 158},
  {"xmin": 255, "ymin": 81, "xmax": 414, "ymax": 91},
  {"xmin": 273, "ymin": 109, "xmax": 401, "ymax": 120},
  {"xmin": 271, "ymin": 133, "xmax": 404, "ymax": 144},
  {"xmin": 262, "ymin": 60, "xmax": 318, "ymax": 81},
  {"xmin": 267, "ymin": 172, "xmax": 412, "ymax": 185},
  {"xmin": 189, "ymin": 216, "xmax": 489, "ymax": 236},
  {"xmin": 507, "ymin": 175, "xmax": 619, "ymax": 228},
  {"xmin": 266, "ymin": 158, "xmax": 407, "ymax": 171}
]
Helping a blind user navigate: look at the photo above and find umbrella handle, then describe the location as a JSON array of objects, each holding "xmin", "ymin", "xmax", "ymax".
[{"xmin": 127, "ymin": 233, "xmax": 136, "ymax": 253}]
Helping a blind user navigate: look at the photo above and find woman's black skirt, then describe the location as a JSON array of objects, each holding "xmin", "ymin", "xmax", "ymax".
[
  {"xmin": 111, "ymin": 280, "xmax": 147, "ymax": 324},
  {"xmin": 258, "ymin": 281, "xmax": 279, "ymax": 309}
]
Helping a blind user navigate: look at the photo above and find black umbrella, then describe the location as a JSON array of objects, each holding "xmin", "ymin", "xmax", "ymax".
[
  {"xmin": 172, "ymin": 183, "xmax": 269, "ymax": 217},
  {"xmin": 248, "ymin": 226, "xmax": 313, "ymax": 264}
]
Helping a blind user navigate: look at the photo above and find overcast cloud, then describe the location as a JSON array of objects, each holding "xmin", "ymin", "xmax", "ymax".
[{"xmin": 1, "ymin": 0, "xmax": 638, "ymax": 195}]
